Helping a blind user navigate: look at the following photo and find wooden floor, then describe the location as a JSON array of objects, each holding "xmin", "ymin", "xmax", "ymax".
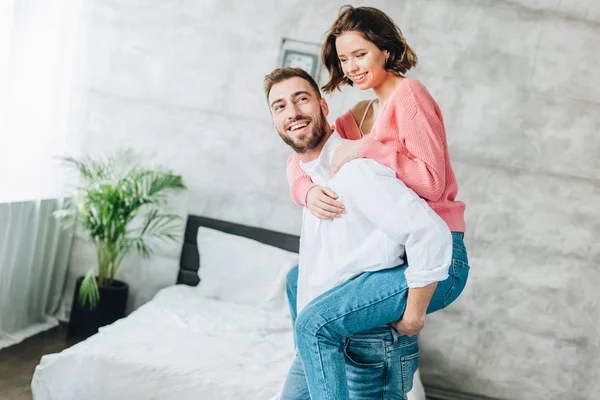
[{"xmin": 0, "ymin": 324, "xmax": 73, "ymax": 400}]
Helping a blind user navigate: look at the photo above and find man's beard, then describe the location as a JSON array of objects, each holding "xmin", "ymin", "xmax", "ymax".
[{"xmin": 278, "ymin": 110, "xmax": 327, "ymax": 154}]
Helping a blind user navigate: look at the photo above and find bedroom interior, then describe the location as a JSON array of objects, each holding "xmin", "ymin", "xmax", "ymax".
[{"xmin": 1, "ymin": 0, "xmax": 600, "ymax": 399}]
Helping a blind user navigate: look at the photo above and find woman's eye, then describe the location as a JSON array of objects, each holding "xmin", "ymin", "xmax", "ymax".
[
  {"xmin": 340, "ymin": 59, "xmax": 347, "ymax": 63},
  {"xmin": 357, "ymin": 53, "xmax": 366, "ymax": 58}
]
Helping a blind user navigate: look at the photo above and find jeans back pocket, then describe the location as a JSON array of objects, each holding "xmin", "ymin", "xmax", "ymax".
[{"xmin": 388, "ymin": 337, "xmax": 419, "ymax": 395}]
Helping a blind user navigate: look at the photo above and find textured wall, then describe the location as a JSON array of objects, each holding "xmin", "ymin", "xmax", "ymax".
[{"xmin": 65, "ymin": 1, "xmax": 600, "ymax": 398}]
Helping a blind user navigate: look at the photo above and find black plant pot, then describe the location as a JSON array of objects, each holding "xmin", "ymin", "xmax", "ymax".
[{"xmin": 67, "ymin": 276, "xmax": 129, "ymax": 340}]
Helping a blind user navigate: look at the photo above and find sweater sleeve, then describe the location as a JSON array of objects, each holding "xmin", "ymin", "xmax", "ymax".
[
  {"xmin": 286, "ymin": 153, "xmax": 315, "ymax": 207},
  {"xmin": 358, "ymin": 81, "xmax": 447, "ymax": 201}
]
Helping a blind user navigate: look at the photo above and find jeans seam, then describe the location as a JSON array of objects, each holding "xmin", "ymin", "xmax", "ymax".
[
  {"xmin": 382, "ymin": 342, "xmax": 389, "ymax": 400},
  {"xmin": 442, "ymin": 261, "xmax": 458, "ymax": 308},
  {"xmin": 315, "ymin": 336, "xmax": 332, "ymax": 400}
]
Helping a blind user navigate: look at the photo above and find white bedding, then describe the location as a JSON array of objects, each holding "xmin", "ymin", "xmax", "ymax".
[
  {"xmin": 32, "ymin": 285, "xmax": 295, "ymax": 400},
  {"xmin": 31, "ymin": 224, "xmax": 426, "ymax": 400}
]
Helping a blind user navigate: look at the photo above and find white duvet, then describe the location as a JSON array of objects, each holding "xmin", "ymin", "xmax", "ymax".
[{"xmin": 32, "ymin": 285, "xmax": 296, "ymax": 400}]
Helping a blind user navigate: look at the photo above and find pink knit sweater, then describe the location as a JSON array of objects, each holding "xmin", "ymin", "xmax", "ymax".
[{"xmin": 286, "ymin": 78, "xmax": 466, "ymax": 232}]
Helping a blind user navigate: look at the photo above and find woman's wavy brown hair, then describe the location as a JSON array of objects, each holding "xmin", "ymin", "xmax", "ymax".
[{"xmin": 321, "ymin": 6, "xmax": 418, "ymax": 94}]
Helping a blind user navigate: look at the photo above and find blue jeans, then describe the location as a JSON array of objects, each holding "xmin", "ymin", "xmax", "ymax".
[{"xmin": 284, "ymin": 232, "xmax": 469, "ymax": 400}]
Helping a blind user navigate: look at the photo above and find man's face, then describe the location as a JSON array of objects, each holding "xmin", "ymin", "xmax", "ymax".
[{"xmin": 268, "ymin": 77, "xmax": 329, "ymax": 153}]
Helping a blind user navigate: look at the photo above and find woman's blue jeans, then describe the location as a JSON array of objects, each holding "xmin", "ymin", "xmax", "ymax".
[{"xmin": 282, "ymin": 232, "xmax": 470, "ymax": 400}]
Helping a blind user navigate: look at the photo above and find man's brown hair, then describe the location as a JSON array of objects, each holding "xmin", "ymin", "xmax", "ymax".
[
  {"xmin": 264, "ymin": 67, "xmax": 322, "ymax": 104},
  {"xmin": 321, "ymin": 6, "xmax": 418, "ymax": 94}
]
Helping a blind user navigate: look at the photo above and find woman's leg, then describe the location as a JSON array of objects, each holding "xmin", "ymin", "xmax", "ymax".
[
  {"xmin": 295, "ymin": 265, "xmax": 411, "ymax": 400},
  {"xmin": 287, "ymin": 232, "xmax": 470, "ymax": 399},
  {"xmin": 426, "ymin": 232, "xmax": 470, "ymax": 314},
  {"xmin": 286, "ymin": 265, "xmax": 419, "ymax": 399}
]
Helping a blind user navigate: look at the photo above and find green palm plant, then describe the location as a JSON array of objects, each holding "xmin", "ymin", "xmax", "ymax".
[{"xmin": 54, "ymin": 150, "xmax": 186, "ymax": 308}]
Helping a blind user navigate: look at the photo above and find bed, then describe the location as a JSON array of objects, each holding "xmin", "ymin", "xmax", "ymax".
[{"xmin": 31, "ymin": 215, "xmax": 425, "ymax": 399}]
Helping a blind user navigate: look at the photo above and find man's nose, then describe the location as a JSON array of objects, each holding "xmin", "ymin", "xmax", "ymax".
[{"xmin": 286, "ymin": 103, "xmax": 302, "ymax": 120}]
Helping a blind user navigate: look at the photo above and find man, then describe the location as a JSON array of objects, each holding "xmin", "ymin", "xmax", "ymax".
[{"xmin": 265, "ymin": 68, "xmax": 454, "ymax": 400}]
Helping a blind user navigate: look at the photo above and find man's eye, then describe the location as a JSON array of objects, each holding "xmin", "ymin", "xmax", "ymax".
[
  {"xmin": 274, "ymin": 105, "xmax": 284, "ymax": 111},
  {"xmin": 299, "ymin": 97, "xmax": 308, "ymax": 102}
]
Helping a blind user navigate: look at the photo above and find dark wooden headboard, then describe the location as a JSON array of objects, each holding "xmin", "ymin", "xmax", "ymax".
[{"xmin": 177, "ymin": 215, "xmax": 300, "ymax": 286}]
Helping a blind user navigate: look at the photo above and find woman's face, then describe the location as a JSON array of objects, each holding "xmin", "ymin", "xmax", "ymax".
[{"xmin": 335, "ymin": 30, "xmax": 389, "ymax": 90}]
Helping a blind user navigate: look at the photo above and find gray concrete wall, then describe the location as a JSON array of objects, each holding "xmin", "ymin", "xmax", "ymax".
[{"xmin": 66, "ymin": 1, "xmax": 600, "ymax": 398}]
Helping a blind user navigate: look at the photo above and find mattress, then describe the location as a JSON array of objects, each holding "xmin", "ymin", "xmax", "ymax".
[{"xmin": 32, "ymin": 285, "xmax": 295, "ymax": 400}]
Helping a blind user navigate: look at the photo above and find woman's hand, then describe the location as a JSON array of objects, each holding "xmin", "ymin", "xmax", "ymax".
[
  {"xmin": 329, "ymin": 139, "xmax": 363, "ymax": 177},
  {"xmin": 306, "ymin": 186, "xmax": 345, "ymax": 220},
  {"xmin": 392, "ymin": 312, "xmax": 426, "ymax": 337}
]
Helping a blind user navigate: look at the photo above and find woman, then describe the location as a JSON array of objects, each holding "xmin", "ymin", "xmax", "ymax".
[{"xmin": 284, "ymin": 5, "xmax": 470, "ymax": 399}]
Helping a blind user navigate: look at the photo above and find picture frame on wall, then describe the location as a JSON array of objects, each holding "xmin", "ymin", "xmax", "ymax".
[
  {"xmin": 281, "ymin": 49, "xmax": 318, "ymax": 79},
  {"xmin": 278, "ymin": 38, "xmax": 322, "ymax": 83}
]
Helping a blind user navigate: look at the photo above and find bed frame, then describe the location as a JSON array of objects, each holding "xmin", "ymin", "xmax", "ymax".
[{"xmin": 177, "ymin": 215, "xmax": 300, "ymax": 286}]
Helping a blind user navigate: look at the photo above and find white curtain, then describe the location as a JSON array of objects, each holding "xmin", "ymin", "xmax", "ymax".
[
  {"xmin": 0, "ymin": 0, "xmax": 86, "ymax": 348},
  {"xmin": 0, "ymin": 199, "xmax": 74, "ymax": 350},
  {"xmin": 0, "ymin": 0, "xmax": 86, "ymax": 202}
]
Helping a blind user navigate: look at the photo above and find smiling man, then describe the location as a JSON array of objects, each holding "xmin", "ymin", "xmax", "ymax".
[
  {"xmin": 269, "ymin": 75, "xmax": 328, "ymax": 154},
  {"xmin": 264, "ymin": 67, "xmax": 453, "ymax": 400}
]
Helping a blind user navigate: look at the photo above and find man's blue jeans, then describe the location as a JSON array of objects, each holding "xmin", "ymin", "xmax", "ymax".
[
  {"xmin": 283, "ymin": 232, "xmax": 470, "ymax": 400},
  {"xmin": 282, "ymin": 326, "xmax": 419, "ymax": 400}
]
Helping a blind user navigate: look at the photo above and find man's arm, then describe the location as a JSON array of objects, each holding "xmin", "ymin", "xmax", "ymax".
[
  {"xmin": 396, "ymin": 282, "xmax": 437, "ymax": 335},
  {"xmin": 332, "ymin": 160, "xmax": 452, "ymax": 325}
]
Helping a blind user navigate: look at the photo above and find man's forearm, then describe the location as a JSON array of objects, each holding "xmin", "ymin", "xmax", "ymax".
[{"xmin": 405, "ymin": 282, "xmax": 438, "ymax": 317}]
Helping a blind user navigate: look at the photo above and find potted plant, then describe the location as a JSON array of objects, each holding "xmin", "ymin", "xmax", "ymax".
[{"xmin": 54, "ymin": 150, "xmax": 186, "ymax": 339}]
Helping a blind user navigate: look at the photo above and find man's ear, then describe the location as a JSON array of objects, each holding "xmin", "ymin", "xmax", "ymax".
[{"xmin": 320, "ymin": 98, "xmax": 329, "ymax": 117}]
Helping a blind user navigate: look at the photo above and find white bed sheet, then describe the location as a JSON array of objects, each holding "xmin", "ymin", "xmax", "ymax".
[{"xmin": 32, "ymin": 285, "xmax": 295, "ymax": 400}]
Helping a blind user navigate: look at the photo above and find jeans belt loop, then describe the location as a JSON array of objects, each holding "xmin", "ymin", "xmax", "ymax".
[{"xmin": 389, "ymin": 325, "xmax": 399, "ymax": 344}]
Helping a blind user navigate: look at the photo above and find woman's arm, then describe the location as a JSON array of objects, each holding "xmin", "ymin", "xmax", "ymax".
[
  {"xmin": 286, "ymin": 154, "xmax": 345, "ymax": 219},
  {"xmin": 287, "ymin": 153, "xmax": 316, "ymax": 207}
]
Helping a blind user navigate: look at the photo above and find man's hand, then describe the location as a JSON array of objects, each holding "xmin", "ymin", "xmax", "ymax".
[
  {"xmin": 392, "ymin": 312, "xmax": 426, "ymax": 337},
  {"xmin": 306, "ymin": 186, "xmax": 345, "ymax": 220},
  {"xmin": 329, "ymin": 139, "xmax": 363, "ymax": 177}
]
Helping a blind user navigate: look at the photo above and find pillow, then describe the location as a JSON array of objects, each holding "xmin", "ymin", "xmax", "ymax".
[{"xmin": 195, "ymin": 227, "xmax": 298, "ymax": 312}]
